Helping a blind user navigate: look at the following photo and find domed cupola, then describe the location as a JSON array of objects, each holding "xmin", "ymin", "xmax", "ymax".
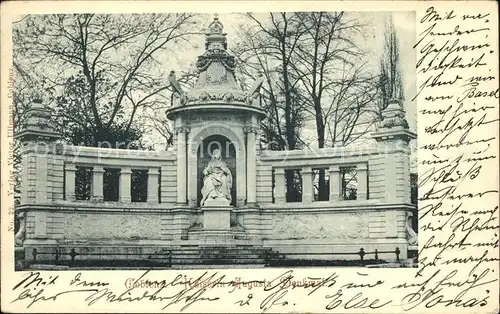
[{"xmin": 166, "ymin": 14, "xmax": 265, "ymax": 120}]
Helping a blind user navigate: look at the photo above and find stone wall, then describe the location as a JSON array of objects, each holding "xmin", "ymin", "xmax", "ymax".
[{"xmin": 18, "ymin": 136, "xmax": 414, "ymax": 263}]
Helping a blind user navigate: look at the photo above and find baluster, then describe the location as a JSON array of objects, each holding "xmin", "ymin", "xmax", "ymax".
[
  {"xmin": 147, "ymin": 168, "xmax": 159, "ymax": 204},
  {"xmin": 119, "ymin": 167, "xmax": 132, "ymax": 203},
  {"xmin": 273, "ymin": 168, "xmax": 286, "ymax": 204}
]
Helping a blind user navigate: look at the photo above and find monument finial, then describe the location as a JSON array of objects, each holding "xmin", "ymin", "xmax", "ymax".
[
  {"xmin": 208, "ymin": 13, "xmax": 224, "ymax": 35},
  {"xmin": 205, "ymin": 13, "xmax": 227, "ymax": 51}
]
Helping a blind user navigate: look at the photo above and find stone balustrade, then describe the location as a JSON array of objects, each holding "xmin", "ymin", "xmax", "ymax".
[
  {"xmin": 21, "ymin": 144, "xmax": 177, "ymax": 206},
  {"xmin": 256, "ymin": 141, "xmax": 412, "ymax": 206},
  {"xmin": 18, "ymin": 135, "xmax": 413, "ymax": 256},
  {"xmin": 20, "ymin": 140, "xmax": 411, "ymax": 209}
]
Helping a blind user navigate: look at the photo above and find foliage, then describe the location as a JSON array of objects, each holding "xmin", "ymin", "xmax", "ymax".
[{"xmin": 378, "ymin": 15, "xmax": 404, "ymax": 110}]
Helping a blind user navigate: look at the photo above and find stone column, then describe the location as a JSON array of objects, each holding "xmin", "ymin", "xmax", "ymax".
[
  {"xmin": 65, "ymin": 163, "xmax": 77, "ymax": 201},
  {"xmin": 91, "ymin": 166, "xmax": 104, "ymax": 201},
  {"xmin": 119, "ymin": 167, "xmax": 132, "ymax": 203},
  {"xmin": 274, "ymin": 168, "xmax": 286, "ymax": 204},
  {"xmin": 186, "ymin": 140, "xmax": 197, "ymax": 207},
  {"xmin": 245, "ymin": 126, "xmax": 258, "ymax": 205},
  {"xmin": 357, "ymin": 164, "xmax": 368, "ymax": 200},
  {"xmin": 147, "ymin": 168, "xmax": 159, "ymax": 204},
  {"xmin": 35, "ymin": 155, "xmax": 48, "ymax": 203},
  {"xmin": 176, "ymin": 127, "xmax": 188, "ymax": 205},
  {"xmin": 329, "ymin": 166, "xmax": 341, "ymax": 202},
  {"xmin": 301, "ymin": 167, "xmax": 314, "ymax": 203}
]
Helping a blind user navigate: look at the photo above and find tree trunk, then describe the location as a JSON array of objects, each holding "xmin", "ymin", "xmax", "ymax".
[{"xmin": 314, "ymin": 98, "xmax": 328, "ymax": 200}]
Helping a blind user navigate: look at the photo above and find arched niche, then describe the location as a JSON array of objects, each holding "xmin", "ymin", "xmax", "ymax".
[{"xmin": 187, "ymin": 124, "xmax": 246, "ymax": 207}]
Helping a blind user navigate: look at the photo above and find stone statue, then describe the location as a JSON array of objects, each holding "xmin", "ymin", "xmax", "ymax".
[{"xmin": 201, "ymin": 149, "xmax": 232, "ymax": 206}]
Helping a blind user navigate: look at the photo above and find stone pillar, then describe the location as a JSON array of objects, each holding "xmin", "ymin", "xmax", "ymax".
[
  {"xmin": 20, "ymin": 150, "xmax": 30, "ymax": 203},
  {"xmin": 301, "ymin": 167, "xmax": 314, "ymax": 203},
  {"xmin": 65, "ymin": 163, "xmax": 77, "ymax": 201},
  {"xmin": 186, "ymin": 140, "xmax": 197, "ymax": 207},
  {"xmin": 91, "ymin": 166, "xmax": 104, "ymax": 201},
  {"xmin": 357, "ymin": 164, "xmax": 368, "ymax": 200},
  {"xmin": 329, "ymin": 166, "xmax": 341, "ymax": 202},
  {"xmin": 371, "ymin": 100, "xmax": 416, "ymax": 203},
  {"xmin": 245, "ymin": 126, "xmax": 258, "ymax": 205},
  {"xmin": 147, "ymin": 168, "xmax": 159, "ymax": 204},
  {"xmin": 119, "ymin": 167, "xmax": 132, "ymax": 203},
  {"xmin": 15, "ymin": 97, "xmax": 61, "ymax": 203},
  {"xmin": 35, "ymin": 155, "xmax": 48, "ymax": 203},
  {"xmin": 176, "ymin": 127, "xmax": 188, "ymax": 205},
  {"xmin": 274, "ymin": 168, "xmax": 286, "ymax": 204}
]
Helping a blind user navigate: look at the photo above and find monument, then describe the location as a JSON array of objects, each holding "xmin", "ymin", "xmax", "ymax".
[
  {"xmin": 14, "ymin": 14, "xmax": 417, "ymax": 267},
  {"xmin": 165, "ymin": 14, "xmax": 266, "ymax": 241}
]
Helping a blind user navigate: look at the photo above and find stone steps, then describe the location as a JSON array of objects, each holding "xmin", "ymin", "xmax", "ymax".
[{"xmin": 163, "ymin": 246, "xmax": 276, "ymax": 265}]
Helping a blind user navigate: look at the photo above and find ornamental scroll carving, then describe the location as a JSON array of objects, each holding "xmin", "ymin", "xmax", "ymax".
[
  {"xmin": 196, "ymin": 51, "xmax": 236, "ymax": 73},
  {"xmin": 406, "ymin": 211, "xmax": 418, "ymax": 245},
  {"xmin": 378, "ymin": 101, "xmax": 410, "ymax": 130},
  {"xmin": 206, "ymin": 62, "xmax": 228, "ymax": 84},
  {"xmin": 269, "ymin": 213, "xmax": 369, "ymax": 240},
  {"xmin": 15, "ymin": 212, "xmax": 26, "ymax": 247},
  {"xmin": 63, "ymin": 213, "xmax": 162, "ymax": 239}
]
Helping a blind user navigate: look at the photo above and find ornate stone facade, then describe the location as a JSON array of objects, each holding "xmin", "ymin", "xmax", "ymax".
[{"xmin": 15, "ymin": 14, "xmax": 416, "ymax": 264}]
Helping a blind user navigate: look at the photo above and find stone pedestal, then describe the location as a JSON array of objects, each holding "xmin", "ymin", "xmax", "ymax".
[{"xmin": 202, "ymin": 204, "xmax": 232, "ymax": 230}]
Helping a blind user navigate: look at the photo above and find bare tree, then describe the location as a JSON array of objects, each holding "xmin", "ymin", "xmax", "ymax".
[
  {"xmin": 287, "ymin": 12, "xmax": 366, "ymax": 199},
  {"xmin": 13, "ymin": 13, "xmax": 198, "ymax": 147},
  {"xmin": 291, "ymin": 12, "xmax": 362, "ymax": 147},
  {"xmin": 233, "ymin": 13, "xmax": 311, "ymax": 200},
  {"xmin": 233, "ymin": 12, "xmax": 309, "ymax": 151}
]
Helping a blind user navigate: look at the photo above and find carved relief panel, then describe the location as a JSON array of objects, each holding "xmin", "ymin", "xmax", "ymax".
[{"xmin": 268, "ymin": 212, "xmax": 369, "ymax": 240}]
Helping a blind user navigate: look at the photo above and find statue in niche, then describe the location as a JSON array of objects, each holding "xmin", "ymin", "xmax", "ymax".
[{"xmin": 201, "ymin": 149, "xmax": 233, "ymax": 206}]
